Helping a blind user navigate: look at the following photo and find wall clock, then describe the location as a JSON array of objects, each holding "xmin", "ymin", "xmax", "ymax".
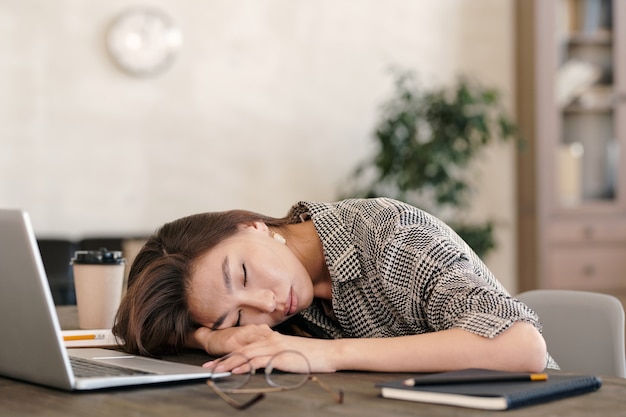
[{"xmin": 106, "ymin": 7, "xmax": 183, "ymax": 77}]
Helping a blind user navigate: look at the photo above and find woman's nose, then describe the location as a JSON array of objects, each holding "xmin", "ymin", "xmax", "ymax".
[{"xmin": 244, "ymin": 289, "xmax": 276, "ymax": 313}]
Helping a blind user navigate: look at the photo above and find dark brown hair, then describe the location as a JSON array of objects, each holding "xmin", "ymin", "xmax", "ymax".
[{"xmin": 112, "ymin": 209, "xmax": 288, "ymax": 357}]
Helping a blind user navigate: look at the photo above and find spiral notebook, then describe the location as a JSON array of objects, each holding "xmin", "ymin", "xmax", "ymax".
[{"xmin": 377, "ymin": 369, "xmax": 602, "ymax": 410}]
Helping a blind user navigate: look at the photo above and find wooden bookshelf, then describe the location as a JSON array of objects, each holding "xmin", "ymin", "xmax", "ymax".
[{"xmin": 516, "ymin": 0, "xmax": 626, "ymax": 297}]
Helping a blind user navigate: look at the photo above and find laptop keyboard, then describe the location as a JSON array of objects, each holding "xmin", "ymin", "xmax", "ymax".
[{"xmin": 70, "ymin": 356, "xmax": 154, "ymax": 378}]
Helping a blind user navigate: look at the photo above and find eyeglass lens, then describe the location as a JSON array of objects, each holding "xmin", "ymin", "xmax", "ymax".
[
  {"xmin": 265, "ymin": 351, "xmax": 310, "ymax": 388},
  {"xmin": 209, "ymin": 350, "xmax": 311, "ymax": 391}
]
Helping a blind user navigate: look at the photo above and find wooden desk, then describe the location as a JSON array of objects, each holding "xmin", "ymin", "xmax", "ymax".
[{"xmin": 1, "ymin": 307, "xmax": 625, "ymax": 417}]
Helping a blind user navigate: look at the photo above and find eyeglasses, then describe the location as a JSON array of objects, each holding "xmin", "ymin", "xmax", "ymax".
[{"xmin": 206, "ymin": 350, "xmax": 344, "ymax": 409}]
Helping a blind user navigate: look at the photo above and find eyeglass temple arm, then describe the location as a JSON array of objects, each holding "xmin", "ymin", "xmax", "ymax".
[
  {"xmin": 208, "ymin": 381, "xmax": 265, "ymax": 410},
  {"xmin": 310, "ymin": 376, "xmax": 344, "ymax": 404}
]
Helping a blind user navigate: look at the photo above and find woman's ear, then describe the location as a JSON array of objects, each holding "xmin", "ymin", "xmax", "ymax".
[{"xmin": 238, "ymin": 221, "xmax": 269, "ymax": 232}]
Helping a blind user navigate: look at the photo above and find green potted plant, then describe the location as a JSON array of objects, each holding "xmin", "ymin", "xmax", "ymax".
[{"xmin": 344, "ymin": 70, "xmax": 519, "ymax": 258}]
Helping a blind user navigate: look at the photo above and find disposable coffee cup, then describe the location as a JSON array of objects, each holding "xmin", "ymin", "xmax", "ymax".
[{"xmin": 71, "ymin": 248, "xmax": 126, "ymax": 329}]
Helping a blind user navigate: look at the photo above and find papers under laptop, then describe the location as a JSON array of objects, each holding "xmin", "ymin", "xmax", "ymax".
[{"xmin": 0, "ymin": 209, "xmax": 228, "ymax": 390}]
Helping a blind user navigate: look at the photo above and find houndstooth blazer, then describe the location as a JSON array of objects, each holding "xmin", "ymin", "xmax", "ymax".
[{"xmin": 286, "ymin": 198, "xmax": 558, "ymax": 369}]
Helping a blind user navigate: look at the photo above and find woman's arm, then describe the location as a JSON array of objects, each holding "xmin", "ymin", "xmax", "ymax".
[
  {"xmin": 188, "ymin": 324, "xmax": 276, "ymax": 356},
  {"xmin": 331, "ymin": 321, "xmax": 547, "ymax": 373},
  {"xmin": 202, "ymin": 321, "xmax": 547, "ymax": 374}
]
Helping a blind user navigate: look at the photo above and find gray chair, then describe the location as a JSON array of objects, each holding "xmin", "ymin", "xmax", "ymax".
[{"xmin": 516, "ymin": 289, "xmax": 626, "ymax": 378}]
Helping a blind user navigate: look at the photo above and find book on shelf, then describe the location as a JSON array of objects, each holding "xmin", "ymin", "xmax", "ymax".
[
  {"xmin": 582, "ymin": 0, "xmax": 603, "ymax": 34},
  {"xmin": 563, "ymin": 0, "xmax": 612, "ymax": 36},
  {"xmin": 376, "ymin": 369, "xmax": 602, "ymax": 411}
]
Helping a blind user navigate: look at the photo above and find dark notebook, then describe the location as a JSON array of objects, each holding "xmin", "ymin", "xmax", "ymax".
[{"xmin": 376, "ymin": 369, "xmax": 602, "ymax": 410}]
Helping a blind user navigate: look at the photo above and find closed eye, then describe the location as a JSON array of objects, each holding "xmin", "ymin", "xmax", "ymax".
[{"xmin": 234, "ymin": 264, "xmax": 248, "ymax": 327}]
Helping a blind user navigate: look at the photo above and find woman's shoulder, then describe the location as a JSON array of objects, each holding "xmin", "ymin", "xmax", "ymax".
[
  {"xmin": 337, "ymin": 198, "xmax": 443, "ymax": 228},
  {"xmin": 293, "ymin": 197, "xmax": 425, "ymax": 218},
  {"xmin": 290, "ymin": 198, "xmax": 444, "ymax": 233}
]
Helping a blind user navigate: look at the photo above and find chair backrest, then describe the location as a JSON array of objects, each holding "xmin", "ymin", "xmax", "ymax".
[
  {"xmin": 516, "ymin": 289, "xmax": 626, "ymax": 378},
  {"xmin": 37, "ymin": 239, "xmax": 79, "ymax": 305}
]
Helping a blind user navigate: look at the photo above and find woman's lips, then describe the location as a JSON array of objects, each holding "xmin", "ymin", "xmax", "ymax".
[{"xmin": 285, "ymin": 287, "xmax": 298, "ymax": 316}]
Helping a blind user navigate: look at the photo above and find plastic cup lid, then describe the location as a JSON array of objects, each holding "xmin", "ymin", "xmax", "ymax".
[{"xmin": 71, "ymin": 248, "xmax": 125, "ymax": 265}]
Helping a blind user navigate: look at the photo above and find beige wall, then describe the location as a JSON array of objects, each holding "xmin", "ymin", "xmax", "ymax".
[{"xmin": 0, "ymin": 0, "xmax": 518, "ymax": 291}]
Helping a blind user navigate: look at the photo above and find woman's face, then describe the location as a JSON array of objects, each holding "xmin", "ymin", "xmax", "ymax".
[{"xmin": 187, "ymin": 222, "xmax": 314, "ymax": 330}]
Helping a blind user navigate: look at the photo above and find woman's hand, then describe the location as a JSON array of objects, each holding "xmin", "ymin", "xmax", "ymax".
[
  {"xmin": 237, "ymin": 333, "xmax": 339, "ymax": 373},
  {"xmin": 201, "ymin": 331, "xmax": 340, "ymax": 374},
  {"xmin": 192, "ymin": 324, "xmax": 275, "ymax": 356}
]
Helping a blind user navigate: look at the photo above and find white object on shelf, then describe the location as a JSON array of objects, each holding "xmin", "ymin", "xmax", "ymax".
[{"xmin": 556, "ymin": 60, "xmax": 602, "ymax": 107}]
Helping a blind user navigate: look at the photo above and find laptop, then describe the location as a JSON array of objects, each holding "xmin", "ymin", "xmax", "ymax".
[{"xmin": 0, "ymin": 208, "xmax": 228, "ymax": 390}]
